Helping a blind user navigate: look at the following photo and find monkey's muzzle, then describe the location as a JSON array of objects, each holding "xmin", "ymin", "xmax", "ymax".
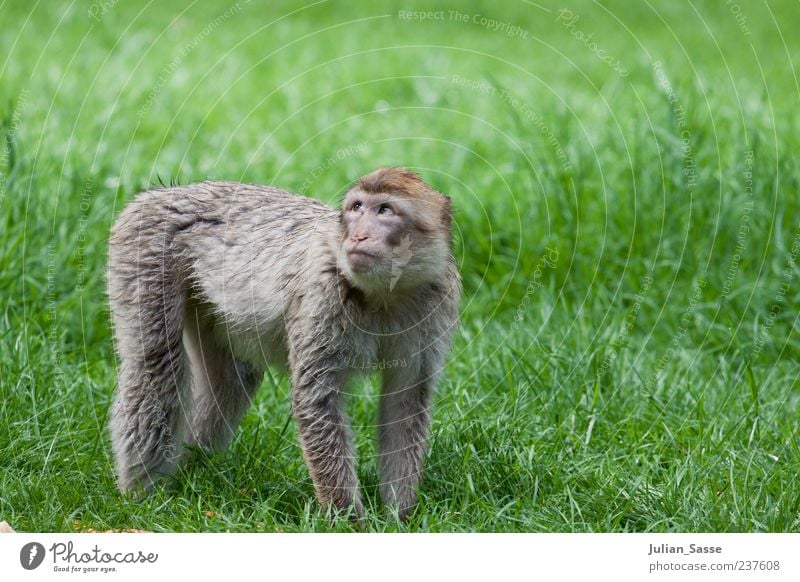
[{"xmin": 346, "ymin": 248, "xmax": 382, "ymax": 272}]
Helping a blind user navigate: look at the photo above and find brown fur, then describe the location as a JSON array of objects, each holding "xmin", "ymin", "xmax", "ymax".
[{"xmin": 355, "ymin": 167, "xmax": 452, "ymax": 234}]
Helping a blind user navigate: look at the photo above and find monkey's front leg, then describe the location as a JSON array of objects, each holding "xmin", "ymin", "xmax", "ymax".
[
  {"xmin": 378, "ymin": 364, "xmax": 434, "ymax": 521},
  {"xmin": 291, "ymin": 369, "xmax": 363, "ymax": 519}
]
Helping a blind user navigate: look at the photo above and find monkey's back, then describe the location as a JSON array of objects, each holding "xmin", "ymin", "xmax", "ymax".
[{"xmin": 108, "ymin": 180, "xmax": 342, "ymax": 366}]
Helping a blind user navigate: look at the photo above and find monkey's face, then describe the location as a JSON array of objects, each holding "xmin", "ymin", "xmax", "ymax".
[
  {"xmin": 338, "ymin": 189, "xmax": 444, "ymax": 296},
  {"xmin": 341, "ymin": 191, "xmax": 408, "ymax": 274}
]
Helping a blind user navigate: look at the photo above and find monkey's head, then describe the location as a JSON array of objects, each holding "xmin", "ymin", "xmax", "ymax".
[{"xmin": 339, "ymin": 167, "xmax": 453, "ymax": 296}]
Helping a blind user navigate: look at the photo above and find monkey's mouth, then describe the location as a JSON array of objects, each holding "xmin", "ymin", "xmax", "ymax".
[{"xmin": 346, "ymin": 249, "xmax": 380, "ymax": 272}]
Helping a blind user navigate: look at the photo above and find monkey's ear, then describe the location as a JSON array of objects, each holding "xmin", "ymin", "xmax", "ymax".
[{"xmin": 441, "ymin": 196, "xmax": 453, "ymax": 229}]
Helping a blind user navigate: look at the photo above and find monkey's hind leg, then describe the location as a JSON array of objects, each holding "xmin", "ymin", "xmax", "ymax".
[
  {"xmin": 183, "ymin": 303, "xmax": 264, "ymax": 451},
  {"xmin": 108, "ymin": 256, "xmax": 192, "ymax": 493}
]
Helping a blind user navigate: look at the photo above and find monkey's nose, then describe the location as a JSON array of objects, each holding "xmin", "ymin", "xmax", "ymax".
[{"xmin": 351, "ymin": 234, "xmax": 369, "ymax": 243}]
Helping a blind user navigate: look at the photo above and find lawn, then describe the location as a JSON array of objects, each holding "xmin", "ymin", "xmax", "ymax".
[{"xmin": 1, "ymin": 0, "xmax": 799, "ymax": 532}]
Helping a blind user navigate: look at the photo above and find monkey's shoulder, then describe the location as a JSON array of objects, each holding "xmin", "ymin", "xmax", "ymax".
[{"xmin": 198, "ymin": 180, "xmax": 334, "ymax": 209}]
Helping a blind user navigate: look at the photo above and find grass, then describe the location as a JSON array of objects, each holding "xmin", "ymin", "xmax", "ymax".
[{"xmin": 1, "ymin": 0, "xmax": 799, "ymax": 532}]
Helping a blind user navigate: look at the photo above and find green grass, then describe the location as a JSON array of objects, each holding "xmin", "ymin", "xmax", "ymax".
[{"xmin": 1, "ymin": 0, "xmax": 800, "ymax": 532}]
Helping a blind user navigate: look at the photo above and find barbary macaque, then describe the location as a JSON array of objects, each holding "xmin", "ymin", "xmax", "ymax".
[{"xmin": 107, "ymin": 167, "xmax": 461, "ymax": 520}]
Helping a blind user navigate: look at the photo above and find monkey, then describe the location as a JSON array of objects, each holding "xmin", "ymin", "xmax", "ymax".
[{"xmin": 107, "ymin": 167, "xmax": 460, "ymax": 521}]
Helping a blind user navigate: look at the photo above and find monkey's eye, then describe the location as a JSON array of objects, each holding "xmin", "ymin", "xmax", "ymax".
[
  {"xmin": 376, "ymin": 203, "xmax": 393, "ymax": 215},
  {"xmin": 351, "ymin": 201, "xmax": 363, "ymax": 211}
]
